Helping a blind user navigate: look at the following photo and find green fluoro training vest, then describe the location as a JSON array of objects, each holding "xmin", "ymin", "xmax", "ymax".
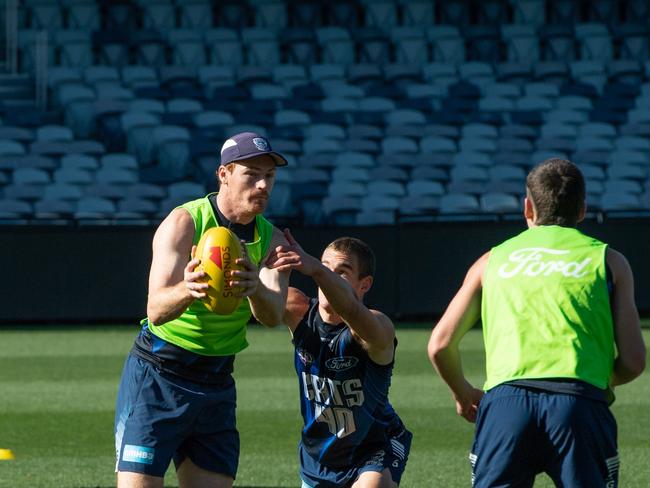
[
  {"xmin": 482, "ymin": 225, "xmax": 614, "ymax": 390},
  {"xmin": 147, "ymin": 193, "xmax": 274, "ymax": 356}
]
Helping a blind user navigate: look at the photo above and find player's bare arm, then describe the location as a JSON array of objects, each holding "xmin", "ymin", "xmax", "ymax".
[
  {"xmin": 428, "ymin": 252, "xmax": 489, "ymax": 423},
  {"xmin": 269, "ymin": 229, "xmax": 395, "ymax": 364},
  {"xmin": 146, "ymin": 208, "xmax": 208, "ymax": 325},
  {"xmin": 248, "ymin": 226, "xmax": 291, "ymax": 327},
  {"xmin": 283, "ymin": 286, "xmax": 311, "ymax": 333},
  {"xmin": 607, "ymin": 248, "xmax": 646, "ymax": 386}
]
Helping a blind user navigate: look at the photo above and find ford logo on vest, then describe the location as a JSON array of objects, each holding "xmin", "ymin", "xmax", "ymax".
[
  {"xmin": 326, "ymin": 357, "xmax": 359, "ymax": 372},
  {"xmin": 498, "ymin": 247, "xmax": 592, "ymax": 279}
]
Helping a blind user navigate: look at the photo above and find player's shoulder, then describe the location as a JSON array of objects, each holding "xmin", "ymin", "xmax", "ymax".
[
  {"xmin": 468, "ymin": 251, "xmax": 491, "ymax": 284},
  {"xmin": 154, "ymin": 207, "xmax": 195, "ymax": 245},
  {"xmin": 161, "ymin": 207, "xmax": 194, "ymax": 230},
  {"xmin": 606, "ymin": 247, "xmax": 633, "ymax": 283},
  {"xmin": 369, "ymin": 308, "xmax": 395, "ymax": 330}
]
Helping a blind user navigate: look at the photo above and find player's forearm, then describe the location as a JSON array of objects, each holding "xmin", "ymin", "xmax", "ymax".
[
  {"xmin": 611, "ymin": 354, "xmax": 646, "ymax": 386},
  {"xmin": 311, "ymin": 265, "xmax": 383, "ymax": 343},
  {"xmin": 312, "ymin": 265, "xmax": 357, "ymax": 316},
  {"xmin": 249, "ymin": 272, "xmax": 288, "ymax": 327},
  {"xmin": 147, "ymin": 283, "xmax": 194, "ymax": 325},
  {"xmin": 428, "ymin": 340, "xmax": 472, "ymax": 399}
]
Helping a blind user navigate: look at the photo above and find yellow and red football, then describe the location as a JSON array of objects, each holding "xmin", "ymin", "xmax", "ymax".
[{"xmin": 194, "ymin": 226, "xmax": 244, "ymax": 315}]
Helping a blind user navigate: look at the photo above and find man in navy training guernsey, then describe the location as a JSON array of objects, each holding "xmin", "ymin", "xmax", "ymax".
[{"xmin": 268, "ymin": 231, "xmax": 412, "ymax": 488}]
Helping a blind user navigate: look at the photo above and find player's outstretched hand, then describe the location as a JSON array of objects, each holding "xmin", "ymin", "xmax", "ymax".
[
  {"xmin": 454, "ymin": 381, "xmax": 484, "ymax": 423},
  {"xmin": 185, "ymin": 245, "xmax": 209, "ymax": 299},
  {"xmin": 266, "ymin": 229, "xmax": 322, "ymax": 277},
  {"xmin": 231, "ymin": 240, "xmax": 260, "ymax": 297}
]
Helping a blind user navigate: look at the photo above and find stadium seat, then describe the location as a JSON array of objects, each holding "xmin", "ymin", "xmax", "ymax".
[
  {"xmin": 607, "ymin": 150, "xmax": 646, "ymax": 166},
  {"xmin": 101, "ymin": 154, "xmax": 138, "ymax": 170},
  {"xmin": 500, "ymin": 123, "xmax": 537, "ymax": 139},
  {"xmin": 428, "ymin": 26, "xmax": 466, "ymax": 64},
  {"xmin": 398, "ymin": 0, "xmax": 435, "ymax": 26},
  {"xmin": 321, "ymin": 196, "xmax": 360, "ymax": 226},
  {"xmin": 391, "ymin": 27, "xmax": 428, "ymax": 64},
  {"xmin": 177, "ymin": 0, "xmax": 212, "ymax": 29},
  {"xmin": 205, "ymin": 29, "xmax": 244, "ymax": 66},
  {"xmin": 242, "ymin": 28, "xmax": 280, "ymax": 66},
  {"xmin": 615, "ymin": 24, "xmax": 649, "ymax": 61},
  {"xmin": 399, "ymin": 195, "xmax": 439, "ymax": 221},
  {"xmin": 351, "ymin": 30, "xmax": 388, "ymax": 66},
  {"xmin": 251, "ymin": 0, "xmax": 288, "ymax": 28},
  {"xmin": 510, "ymin": 0, "xmax": 545, "ymax": 26},
  {"xmin": 541, "ymin": 24, "xmax": 575, "ymax": 61},
  {"xmin": 608, "ymin": 165, "xmax": 647, "ymax": 180},
  {"xmin": 282, "ymin": 28, "xmax": 318, "ymax": 65},
  {"xmin": 168, "ymin": 30, "xmax": 206, "ymax": 67},
  {"xmin": 362, "ymin": 0, "xmax": 398, "ymax": 28},
  {"xmin": 116, "ymin": 197, "xmax": 158, "ymax": 216},
  {"xmin": 121, "ymin": 111, "xmax": 160, "ymax": 165},
  {"xmin": 61, "ymin": 154, "xmax": 98, "ymax": 170},
  {"xmin": 600, "ymin": 192, "xmax": 642, "ymax": 211},
  {"xmin": 66, "ymin": 0, "xmax": 100, "ymax": 30},
  {"xmin": 12, "ymin": 167, "xmax": 50, "ymax": 185},
  {"xmin": 55, "ymin": 30, "xmax": 95, "ymax": 68},
  {"xmin": 316, "ymin": 28, "xmax": 355, "ymax": 65},
  {"xmin": 53, "ymin": 167, "xmax": 92, "ymax": 185},
  {"xmin": 439, "ymin": 193, "xmax": 480, "ymax": 213},
  {"xmin": 0, "ymin": 140, "xmax": 26, "ymax": 156},
  {"xmin": 452, "ymin": 151, "xmax": 492, "ymax": 168},
  {"xmin": 480, "ymin": 192, "xmax": 520, "ymax": 213},
  {"xmin": 501, "ymin": 24, "xmax": 540, "ymax": 62},
  {"xmin": 327, "ymin": 181, "xmax": 367, "ymax": 198},
  {"xmin": 575, "ymin": 23, "xmax": 613, "ymax": 61}
]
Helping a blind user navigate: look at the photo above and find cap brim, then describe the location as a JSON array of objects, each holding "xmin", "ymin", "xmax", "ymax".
[{"xmin": 222, "ymin": 151, "xmax": 288, "ymax": 167}]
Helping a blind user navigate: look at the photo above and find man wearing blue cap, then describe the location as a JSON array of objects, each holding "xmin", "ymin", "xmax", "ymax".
[{"xmin": 115, "ymin": 132, "xmax": 291, "ymax": 488}]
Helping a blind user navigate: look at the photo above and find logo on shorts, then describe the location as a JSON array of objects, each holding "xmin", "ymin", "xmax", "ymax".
[
  {"xmin": 365, "ymin": 449, "xmax": 385, "ymax": 467},
  {"xmin": 325, "ymin": 356, "xmax": 358, "ymax": 372},
  {"xmin": 122, "ymin": 444, "xmax": 154, "ymax": 465},
  {"xmin": 253, "ymin": 137, "xmax": 269, "ymax": 151},
  {"xmin": 297, "ymin": 349, "xmax": 313, "ymax": 366}
]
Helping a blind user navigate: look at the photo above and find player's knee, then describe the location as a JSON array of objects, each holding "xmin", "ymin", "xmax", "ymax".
[{"xmin": 117, "ymin": 470, "xmax": 164, "ymax": 488}]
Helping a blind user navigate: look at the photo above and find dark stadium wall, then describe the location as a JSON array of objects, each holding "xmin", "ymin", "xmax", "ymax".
[{"xmin": 2, "ymin": 220, "xmax": 649, "ymax": 323}]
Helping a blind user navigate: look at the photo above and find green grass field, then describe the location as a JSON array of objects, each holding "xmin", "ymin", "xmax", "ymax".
[{"xmin": 0, "ymin": 324, "xmax": 648, "ymax": 488}]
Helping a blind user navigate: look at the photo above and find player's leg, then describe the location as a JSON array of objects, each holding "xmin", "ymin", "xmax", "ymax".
[
  {"xmin": 115, "ymin": 355, "xmax": 197, "ymax": 488},
  {"xmin": 542, "ymin": 393, "xmax": 618, "ymax": 487},
  {"xmin": 471, "ymin": 385, "xmax": 538, "ymax": 488},
  {"xmin": 117, "ymin": 471, "xmax": 164, "ymax": 488},
  {"xmin": 176, "ymin": 457, "xmax": 233, "ymax": 488},
  {"xmin": 174, "ymin": 377, "xmax": 239, "ymax": 488},
  {"xmin": 352, "ymin": 468, "xmax": 396, "ymax": 488}
]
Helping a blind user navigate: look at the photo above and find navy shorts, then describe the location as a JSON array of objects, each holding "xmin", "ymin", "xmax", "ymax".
[
  {"xmin": 300, "ymin": 427, "xmax": 413, "ymax": 488},
  {"xmin": 471, "ymin": 384, "xmax": 618, "ymax": 488},
  {"xmin": 114, "ymin": 354, "xmax": 239, "ymax": 478}
]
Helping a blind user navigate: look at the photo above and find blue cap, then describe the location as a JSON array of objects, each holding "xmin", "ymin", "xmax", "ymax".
[{"xmin": 220, "ymin": 132, "xmax": 288, "ymax": 167}]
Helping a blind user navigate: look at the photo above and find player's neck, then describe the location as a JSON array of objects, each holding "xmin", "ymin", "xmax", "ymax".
[
  {"xmin": 216, "ymin": 192, "xmax": 255, "ymax": 225},
  {"xmin": 318, "ymin": 305, "xmax": 344, "ymax": 327}
]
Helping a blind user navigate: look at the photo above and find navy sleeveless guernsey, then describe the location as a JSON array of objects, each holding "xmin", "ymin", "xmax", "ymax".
[{"xmin": 292, "ymin": 299, "xmax": 404, "ymax": 469}]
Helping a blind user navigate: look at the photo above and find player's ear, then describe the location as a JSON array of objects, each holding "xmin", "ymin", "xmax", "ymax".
[
  {"xmin": 217, "ymin": 165, "xmax": 228, "ymax": 186},
  {"xmin": 359, "ymin": 275, "xmax": 373, "ymax": 294},
  {"xmin": 577, "ymin": 200, "xmax": 586, "ymax": 223},
  {"xmin": 524, "ymin": 196, "xmax": 535, "ymax": 221}
]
